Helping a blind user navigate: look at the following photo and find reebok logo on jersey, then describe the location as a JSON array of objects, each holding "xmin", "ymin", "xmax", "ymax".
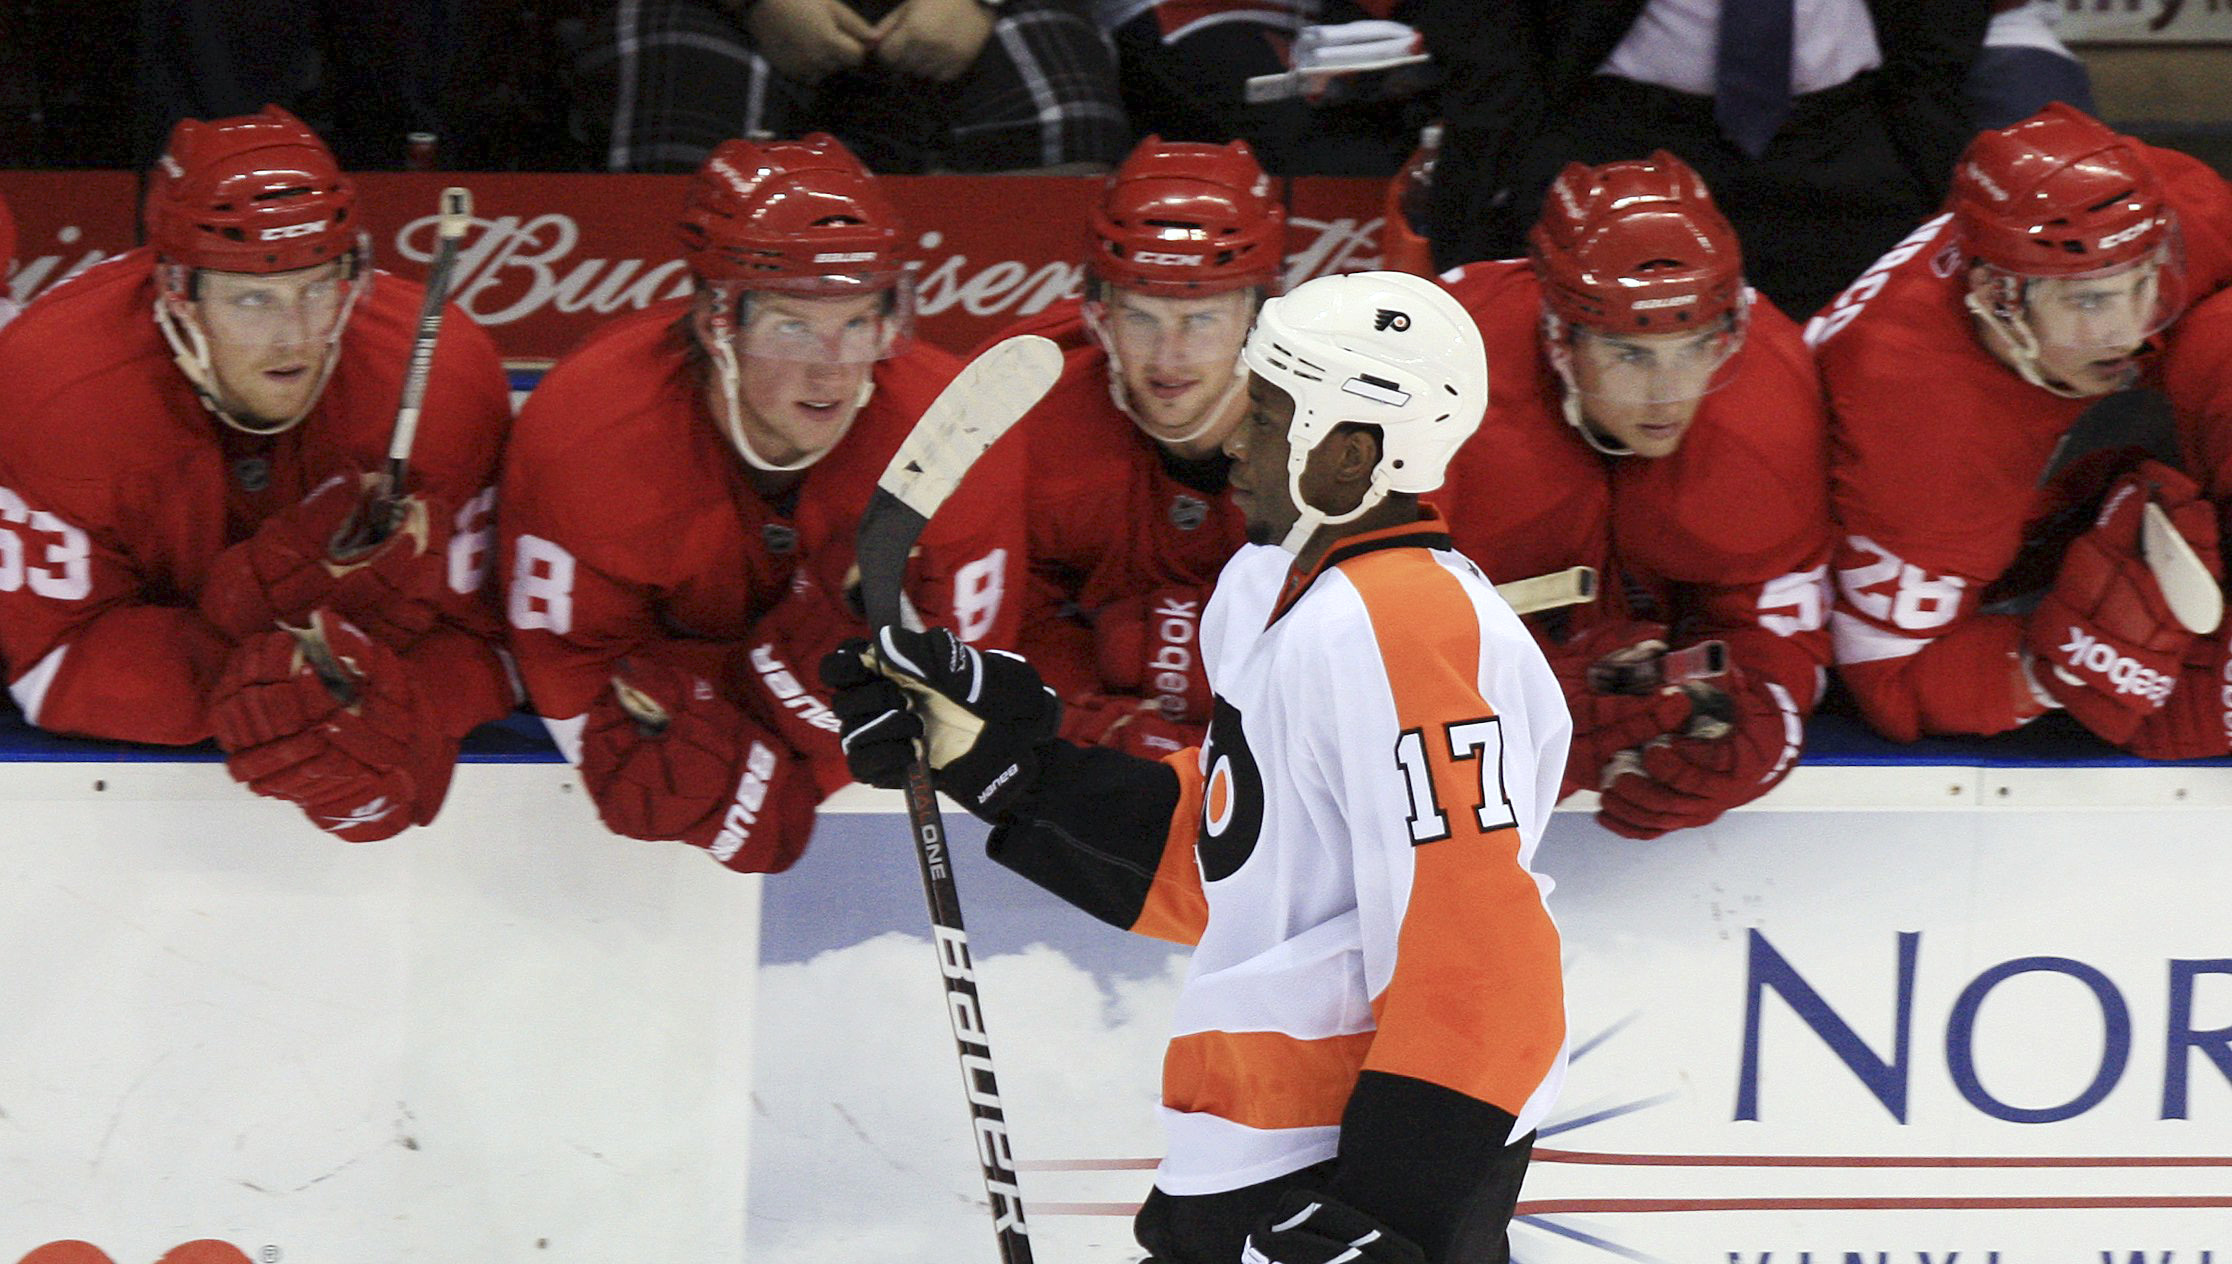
[
  {"xmin": 1134, "ymin": 251, "xmax": 1203, "ymax": 266},
  {"xmin": 260, "ymin": 219, "xmax": 328, "ymax": 241},
  {"xmin": 1147, "ymin": 596, "xmax": 1201, "ymax": 720},
  {"xmin": 2055, "ymin": 627, "xmax": 2175, "ymax": 703},
  {"xmin": 749, "ymin": 643, "xmax": 841, "ymax": 732}
]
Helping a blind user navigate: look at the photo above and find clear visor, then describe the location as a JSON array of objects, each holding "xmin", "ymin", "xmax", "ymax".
[
  {"xmin": 193, "ymin": 263, "xmax": 359, "ymax": 352},
  {"xmin": 1995, "ymin": 246, "xmax": 2184, "ymax": 355},
  {"xmin": 1566, "ymin": 313, "xmax": 1746, "ymax": 406},
  {"xmin": 713, "ymin": 279, "xmax": 914, "ymax": 365},
  {"xmin": 1088, "ymin": 288, "xmax": 1257, "ymax": 375}
]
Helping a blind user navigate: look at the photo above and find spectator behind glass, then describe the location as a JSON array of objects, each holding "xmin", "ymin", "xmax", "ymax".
[
  {"xmin": 569, "ymin": 0, "xmax": 1131, "ymax": 173},
  {"xmin": 1967, "ymin": 0, "xmax": 2095, "ymax": 130},
  {"xmin": 1409, "ymin": 0, "xmax": 1989, "ymax": 322},
  {"xmin": 1093, "ymin": 0, "xmax": 1430, "ymax": 176}
]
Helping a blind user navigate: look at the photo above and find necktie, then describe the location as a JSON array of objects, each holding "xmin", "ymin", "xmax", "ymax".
[{"xmin": 1714, "ymin": 0, "xmax": 1795, "ymax": 159}]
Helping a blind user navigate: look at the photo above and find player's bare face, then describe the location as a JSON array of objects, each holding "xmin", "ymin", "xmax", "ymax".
[
  {"xmin": 1101, "ymin": 289, "xmax": 1253, "ymax": 456},
  {"xmin": 1568, "ymin": 326, "xmax": 1728, "ymax": 458},
  {"xmin": 1226, "ymin": 375, "xmax": 1301, "ymax": 546},
  {"xmin": 2020, "ymin": 262, "xmax": 2162, "ymax": 395},
  {"xmin": 196, "ymin": 260, "xmax": 349, "ymax": 425},
  {"xmin": 730, "ymin": 291, "xmax": 887, "ymax": 465}
]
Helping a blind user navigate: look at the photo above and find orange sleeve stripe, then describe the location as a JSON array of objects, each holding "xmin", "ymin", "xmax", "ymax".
[
  {"xmin": 1347, "ymin": 551, "xmax": 1566, "ymax": 1115},
  {"xmin": 1163, "ymin": 1028, "xmax": 1376, "ymax": 1131},
  {"xmin": 1129, "ymin": 747, "xmax": 1209, "ymax": 946}
]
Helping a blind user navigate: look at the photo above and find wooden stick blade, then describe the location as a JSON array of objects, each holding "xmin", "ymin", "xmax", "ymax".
[
  {"xmin": 2141, "ymin": 500, "xmax": 2225, "ymax": 634},
  {"xmin": 1495, "ymin": 565, "xmax": 1598, "ymax": 616}
]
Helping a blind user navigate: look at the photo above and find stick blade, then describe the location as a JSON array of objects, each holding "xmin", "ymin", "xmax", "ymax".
[
  {"xmin": 2141, "ymin": 500, "xmax": 2225, "ymax": 634},
  {"xmin": 858, "ymin": 334, "xmax": 1063, "ymax": 631},
  {"xmin": 878, "ymin": 334, "xmax": 1062, "ymax": 517}
]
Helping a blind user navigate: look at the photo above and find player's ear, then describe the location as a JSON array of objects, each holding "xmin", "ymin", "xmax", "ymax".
[{"xmin": 1332, "ymin": 422, "xmax": 1384, "ymax": 487}]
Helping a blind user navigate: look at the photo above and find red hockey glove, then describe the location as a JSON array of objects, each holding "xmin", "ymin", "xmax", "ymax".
[
  {"xmin": 201, "ymin": 469, "xmax": 452, "ymax": 648},
  {"xmin": 1546, "ymin": 619, "xmax": 1697, "ymax": 798},
  {"xmin": 2125, "ymin": 630, "xmax": 2232, "ymax": 761},
  {"xmin": 210, "ymin": 608, "xmax": 458, "ymax": 842},
  {"xmin": 579, "ymin": 658, "xmax": 818, "ymax": 874},
  {"xmin": 1241, "ymin": 1190, "xmax": 1426, "ymax": 1264},
  {"xmin": 732, "ymin": 564, "xmax": 863, "ymax": 779},
  {"xmin": 2024, "ymin": 462, "xmax": 2215, "ymax": 744},
  {"xmin": 1093, "ymin": 585, "xmax": 1214, "ymax": 726},
  {"xmin": 1596, "ymin": 663, "xmax": 1803, "ymax": 839},
  {"xmin": 1060, "ymin": 690, "xmax": 1200, "ymax": 759}
]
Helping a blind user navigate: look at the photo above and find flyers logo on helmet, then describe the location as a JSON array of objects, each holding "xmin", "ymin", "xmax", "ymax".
[
  {"xmin": 20, "ymin": 1242, "xmax": 253, "ymax": 1264},
  {"xmin": 1196, "ymin": 696, "xmax": 1264, "ymax": 882}
]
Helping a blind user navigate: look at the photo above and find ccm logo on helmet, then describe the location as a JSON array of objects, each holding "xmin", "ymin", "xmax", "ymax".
[
  {"xmin": 1633, "ymin": 294, "xmax": 1698, "ymax": 311},
  {"xmin": 812, "ymin": 251, "xmax": 878, "ymax": 264},
  {"xmin": 2097, "ymin": 217, "xmax": 2159, "ymax": 252},
  {"xmin": 1134, "ymin": 251, "xmax": 1204, "ymax": 266},
  {"xmin": 260, "ymin": 220, "xmax": 327, "ymax": 242}
]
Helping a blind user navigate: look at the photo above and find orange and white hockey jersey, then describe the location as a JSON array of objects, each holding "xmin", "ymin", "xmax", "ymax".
[{"xmin": 988, "ymin": 514, "xmax": 1569, "ymax": 1240}]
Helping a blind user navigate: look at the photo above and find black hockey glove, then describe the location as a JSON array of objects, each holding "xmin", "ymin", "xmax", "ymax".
[
  {"xmin": 819, "ymin": 625, "xmax": 1061, "ymax": 821},
  {"xmin": 1241, "ymin": 1191, "xmax": 1426, "ymax": 1264}
]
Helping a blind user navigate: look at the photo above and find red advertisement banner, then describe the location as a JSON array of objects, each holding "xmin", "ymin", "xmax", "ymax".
[{"xmin": 0, "ymin": 171, "xmax": 1390, "ymax": 365}]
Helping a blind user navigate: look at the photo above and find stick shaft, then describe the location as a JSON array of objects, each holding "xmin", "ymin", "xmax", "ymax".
[
  {"xmin": 384, "ymin": 187, "xmax": 475, "ymax": 489},
  {"xmin": 899, "ymin": 757, "xmax": 1035, "ymax": 1263}
]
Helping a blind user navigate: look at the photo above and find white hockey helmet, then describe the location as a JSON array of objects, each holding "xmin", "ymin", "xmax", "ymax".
[{"xmin": 1239, "ymin": 270, "xmax": 1488, "ymax": 552}]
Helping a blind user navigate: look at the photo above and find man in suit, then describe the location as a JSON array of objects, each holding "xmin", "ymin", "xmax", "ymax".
[{"xmin": 1409, "ymin": 0, "xmax": 1991, "ymax": 320}]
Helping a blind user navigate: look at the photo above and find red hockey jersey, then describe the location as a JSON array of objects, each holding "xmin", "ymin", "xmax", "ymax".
[
  {"xmin": 1432, "ymin": 261, "xmax": 1835, "ymax": 727},
  {"xmin": 0, "ymin": 248, "xmax": 514, "ymax": 747},
  {"xmin": 1812, "ymin": 145, "xmax": 2232, "ymax": 741},
  {"xmin": 499, "ymin": 300, "xmax": 1028, "ymax": 800},
  {"xmin": 986, "ymin": 302, "xmax": 1248, "ymax": 745}
]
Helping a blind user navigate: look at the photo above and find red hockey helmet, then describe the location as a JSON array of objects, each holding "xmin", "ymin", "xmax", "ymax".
[
  {"xmin": 678, "ymin": 134, "xmax": 908, "ymax": 294},
  {"xmin": 1089, "ymin": 137, "xmax": 1285, "ymax": 297},
  {"xmin": 1528, "ymin": 150, "xmax": 1745, "ymax": 333},
  {"xmin": 1950, "ymin": 103, "xmax": 2174, "ymax": 279},
  {"xmin": 143, "ymin": 105, "xmax": 361, "ymax": 275}
]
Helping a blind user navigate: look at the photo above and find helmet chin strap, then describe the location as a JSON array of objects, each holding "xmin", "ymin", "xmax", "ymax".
[
  {"xmin": 1087, "ymin": 303, "xmax": 1245, "ymax": 450},
  {"xmin": 1964, "ymin": 283, "xmax": 2124, "ymax": 400},
  {"xmin": 1541, "ymin": 313, "xmax": 1635, "ymax": 456},
  {"xmin": 1276, "ymin": 443, "xmax": 1392, "ymax": 554},
  {"xmin": 154, "ymin": 286, "xmax": 347, "ymax": 437},
  {"xmin": 708, "ymin": 325, "xmax": 871, "ymax": 472}
]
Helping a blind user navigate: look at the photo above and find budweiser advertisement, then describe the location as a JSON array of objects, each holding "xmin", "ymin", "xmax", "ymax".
[{"xmin": 0, "ymin": 171, "xmax": 1390, "ymax": 366}]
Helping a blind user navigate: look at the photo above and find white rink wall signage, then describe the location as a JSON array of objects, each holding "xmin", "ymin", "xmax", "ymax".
[{"xmin": 1, "ymin": 753, "xmax": 2226, "ymax": 1263}]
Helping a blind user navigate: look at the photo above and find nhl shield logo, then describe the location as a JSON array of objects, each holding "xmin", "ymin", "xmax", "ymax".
[
  {"xmin": 231, "ymin": 456, "xmax": 270, "ymax": 493},
  {"xmin": 1169, "ymin": 494, "xmax": 1208, "ymax": 532},
  {"xmin": 762, "ymin": 523, "xmax": 799, "ymax": 555}
]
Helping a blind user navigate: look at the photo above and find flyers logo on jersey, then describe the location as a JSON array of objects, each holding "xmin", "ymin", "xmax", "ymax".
[
  {"xmin": 1197, "ymin": 696, "xmax": 1264, "ymax": 882},
  {"xmin": 20, "ymin": 1242, "xmax": 252, "ymax": 1264}
]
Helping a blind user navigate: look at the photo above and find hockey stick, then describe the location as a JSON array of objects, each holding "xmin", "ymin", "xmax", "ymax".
[
  {"xmin": 857, "ymin": 333, "xmax": 1062, "ymax": 1264},
  {"xmin": 333, "ymin": 185, "xmax": 474, "ymax": 560},
  {"xmin": 2033, "ymin": 393, "xmax": 2221, "ymax": 634},
  {"xmin": 1494, "ymin": 565, "xmax": 1597, "ymax": 616}
]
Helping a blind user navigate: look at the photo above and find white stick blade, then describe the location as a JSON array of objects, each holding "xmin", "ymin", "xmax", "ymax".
[
  {"xmin": 2141, "ymin": 500, "xmax": 2225, "ymax": 634},
  {"xmin": 1495, "ymin": 565, "xmax": 1598, "ymax": 616},
  {"xmin": 878, "ymin": 334, "xmax": 1062, "ymax": 519}
]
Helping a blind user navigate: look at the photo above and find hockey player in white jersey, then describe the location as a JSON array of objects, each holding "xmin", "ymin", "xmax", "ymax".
[{"xmin": 823, "ymin": 271, "xmax": 1571, "ymax": 1264}]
